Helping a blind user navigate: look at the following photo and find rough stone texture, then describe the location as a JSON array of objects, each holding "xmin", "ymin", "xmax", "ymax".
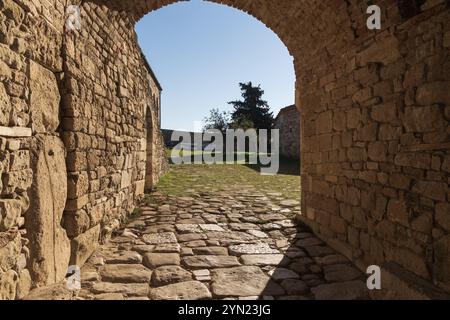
[
  {"xmin": 70, "ymin": 225, "xmax": 100, "ymax": 267},
  {"xmin": 311, "ymin": 281, "xmax": 369, "ymax": 300},
  {"xmin": 149, "ymin": 281, "xmax": 212, "ymax": 300},
  {"xmin": 29, "ymin": 60, "xmax": 60, "ymax": 133},
  {"xmin": 211, "ymin": 266, "xmax": 285, "ymax": 297},
  {"xmin": 1, "ymin": 0, "xmax": 449, "ymax": 299},
  {"xmin": 26, "ymin": 135, "xmax": 71, "ymax": 287},
  {"xmin": 151, "ymin": 266, "xmax": 192, "ymax": 286},
  {"xmin": 100, "ymin": 264, "xmax": 152, "ymax": 283},
  {"xmin": 274, "ymin": 105, "xmax": 300, "ymax": 159}
]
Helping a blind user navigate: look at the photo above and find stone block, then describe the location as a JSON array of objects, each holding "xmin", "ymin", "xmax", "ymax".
[
  {"xmin": 70, "ymin": 224, "xmax": 100, "ymax": 267},
  {"xmin": 412, "ymin": 181, "xmax": 447, "ymax": 202},
  {"xmin": 387, "ymin": 200, "xmax": 410, "ymax": 227},
  {"xmin": 346, "ymin": 108, "xmax": 362, "ymax": 129},
  {"xmin": 29, "ymin": 61, "xmax": 60, "ymax": 133},
  {"xmin": 394, "ymin": 152, "xmax": 430, "ymax": 169},
  {"xmin": 416, "ymin": 82, "xmax": 450, "ymax": 106},
  {"xmin": 2, "ymin": 169, "xmax": 33, "ymax": 194},
  {"xmin": 67, "ymin": 172, "xmax": 89, "ymax": 200},
  {"xmin": 0, "ymin": 231, "xmax": 21, "ymax": 273},
  {"xmin": 63, "ymin": 209, "xmax": 90, "ymax": 239},
  {"xmin": 0, "ymin": 270, "xmax": 18, "ymax": 300},
  {"xmin": 65, "ymin": 194, "xmax": 89, "ymax": 211},
  {"xmin": 135, "ymin": 179, "xmax": 145, "ymax": 196},
  {"xmin": 27, "ymin": 135, "xmax": 71, "ymax": 287},
  {"xmin": 15, "ymin": 268, "xmax": 32, "ymax": 299},
  {"xmin": 121, "ymin": 170, "xmax": 131, "ymax": 189},
  {"xmin": 0, "ymin": 198, "xmax": 23, "ymax": 231},
  {"xmin": 357, "ymin": 36, "xmax": 401, "ymax": 66},
  {"xmin": 436, "ymin": 203, "xmax": 450, "ymax": 232},
  {"xmin": 402, "ymin": 106, "xmax": 446, "ymax": 133},
  {"xmin": 368, "ymin": 142, "xmax": 387, "ymax": 162},
  {"xmin": 0, "ymin": 126, "xmax": 32, "ymax": 137},
  {"xmin": 371, "ymin": 102, "xmax": 397, "ymax": 123},
  {"xmin": 0, "ymin": 83, "xmax": 11, "ymax": 126}
]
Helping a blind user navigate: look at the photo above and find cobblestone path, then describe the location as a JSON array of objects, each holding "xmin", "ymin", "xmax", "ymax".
[{"xmin": 28, "ymin": 165, "xmax": 369, "ymax": 300}]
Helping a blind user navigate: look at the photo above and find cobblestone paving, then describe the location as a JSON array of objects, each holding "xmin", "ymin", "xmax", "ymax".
[{"xmin": 75, "ymin": 165, "xmax": 369, "ymax": 300}]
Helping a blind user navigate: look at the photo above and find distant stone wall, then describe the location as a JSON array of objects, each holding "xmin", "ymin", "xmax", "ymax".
[{"xmin": 274, "ymin": 105, "xmax": 300, "ymax": 159}]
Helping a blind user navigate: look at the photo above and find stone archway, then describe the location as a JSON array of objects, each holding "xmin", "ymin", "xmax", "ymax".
[
  {"xmin": 1, "ymin": 0, "xmax": 449, "ymax": 299},
  {"xmin": 101, "ymin": 0, "xmax": 448, "ymax": 296}
]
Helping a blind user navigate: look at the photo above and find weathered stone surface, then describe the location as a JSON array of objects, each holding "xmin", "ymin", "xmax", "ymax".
[
  {"xmin": 241, "ymin": 254, "xmax": 289, "ymax": 266},
  {"xmin": 70, "ymin": 225, "xmax": 100, "ymax": 267},
  {"xmin": 94, "ymin": 293, "xmax": 124, "ymax": 300},
  {"xmin": 0, "ymin": 126, "xmax": 32, "ymax": 137},
  {"xmin": 91, "ymin": 282, "xmax": 149, "ymax": 296},
  {"xmin": 105, "ymin": 251, "xmax": 142, "ymax": 264},
  {"xmin": 100, "ymin": 264, "xmax": 152, "ymax": 283},
  {"xmin": 192, "ymin": 246, "xmax": 228, "ymax": 256},
  {"xmin": 182, "ymin": 255, "xmax": 240, "ymax": 268},
  {"xmin": 311, "ymin": 281, "xmax": 368, "ymax": 300},
  {"xmin": 280, "ymin": 279, "xmax": 309, "ymax": 295},
  {"xmin": 323, "ymin": 264, "xmax": 361, "ymax": 282},
  {"xmin": 153, "ymin": 243, "xmax": 181, "ymax": 253},
  {"xmin": 27, "ymin": 135, "xmax": 71, "ymax": 287},
  {"xmin": 24, "ymin": 283, "xmax": 75, "ymax": 300},
  {"xmin": 0, "ymin": 198, "xmax": 23, "ymax": 231},
  {"xmin": 280, "ymin": 200, "xmax": 299, "ymax": 207},
  {"xmin": 416, "ymin": 82, "xmax": 450, "ymax": 106},
  {"xmin": 151, "ymin": 266, "xmax": 192, "ymax": 286},
  {"xmin": 211, "ymin": 266, "xmax": 285, "ymax": 297},
  {"xmin": 29, "ymin": 60, "xmax": 60, "ymax": 133},
  {"xmin": 229, "ymin": 243, "xmax": 279, "ymax": 255},
  {"xmin": 199, "ymin": 224, "xmax": 225, "ymax": 232},
  {"xmin": 268, "ymin": 268, "xmax": 300, "ymax": 280},
  {"xmin": 143, "ymin": 253, "xmax": 180, "ymax": 268},
  {"xmin": 149, "ymin": 281, "xmax": 211, "ymax": 300},
  {"xmin": 15, "ymin": 269, "xmax": 32, "ymax": 299},
  {"xmin": 143, "ymin": 232, "xmax": 177, "ymax": 244},
  {"xmin": 0, "ymin": 270, "xmax": 18, "ymax": 300}
]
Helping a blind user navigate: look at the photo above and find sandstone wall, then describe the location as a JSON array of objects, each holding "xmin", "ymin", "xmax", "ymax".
[
  {"xmin": 0, "ymin": 0, "xmax": 67, "ymax": 300},
  {"xmin": 0, "ymin": 0, "xmax": 167, "ymax": 299},
  {"xmin": 119, "ymin": 0, "xmax": 450, "ymax": 295},
  {"xmin": 1, "ymin": 0, "xmax": 449, "ymax": 300},
  {"xmin": 60, "ymin": 0, "xmax": 168, "ymax": 267},
  {"xmin": 297, "ymin": 1, "xmax": 450, "ymax": 294},
  {"xmin": 274, "ymin": 105, "xmax": 300, "ymax": 159}
]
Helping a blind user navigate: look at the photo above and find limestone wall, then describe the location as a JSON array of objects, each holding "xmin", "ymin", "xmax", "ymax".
[
  {"xmin": 274, "ymin": 105, "xmax": 300, "ymax": 159},
  {"xmin": 0, "ymin": 0, "xmax": 167, "ymax": 299}
]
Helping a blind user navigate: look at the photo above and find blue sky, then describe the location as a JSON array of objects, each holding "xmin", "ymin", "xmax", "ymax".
[{"xmin": 136, "ymin": 0, "xmax": 295, "ymax": 132}]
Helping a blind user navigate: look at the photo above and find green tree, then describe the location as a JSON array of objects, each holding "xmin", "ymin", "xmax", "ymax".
[
  {"xmin": 228, "ymin": 82, "xmax": 274, "ymax": 130},
  {"xmin": 203, "ymin": 108, "xmax": 230, "ymax": 134},
  {"xmin": 229, "ymin": 115, "xmax": 254, "ymax": 131}
]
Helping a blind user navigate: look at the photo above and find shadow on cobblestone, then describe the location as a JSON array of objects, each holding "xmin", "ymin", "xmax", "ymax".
[{"xmin": 24, "ymin": 164, "xmax": 369, "ymax": 300}]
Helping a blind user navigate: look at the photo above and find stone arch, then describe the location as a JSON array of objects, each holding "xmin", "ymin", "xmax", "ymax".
[
  {"xmin": 2, "ymin": 0, "xmax": 447, "ymax": 299},
  {"xmin": 102, "ymin": 0, "xmax": 449, "ymax": 296}
]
